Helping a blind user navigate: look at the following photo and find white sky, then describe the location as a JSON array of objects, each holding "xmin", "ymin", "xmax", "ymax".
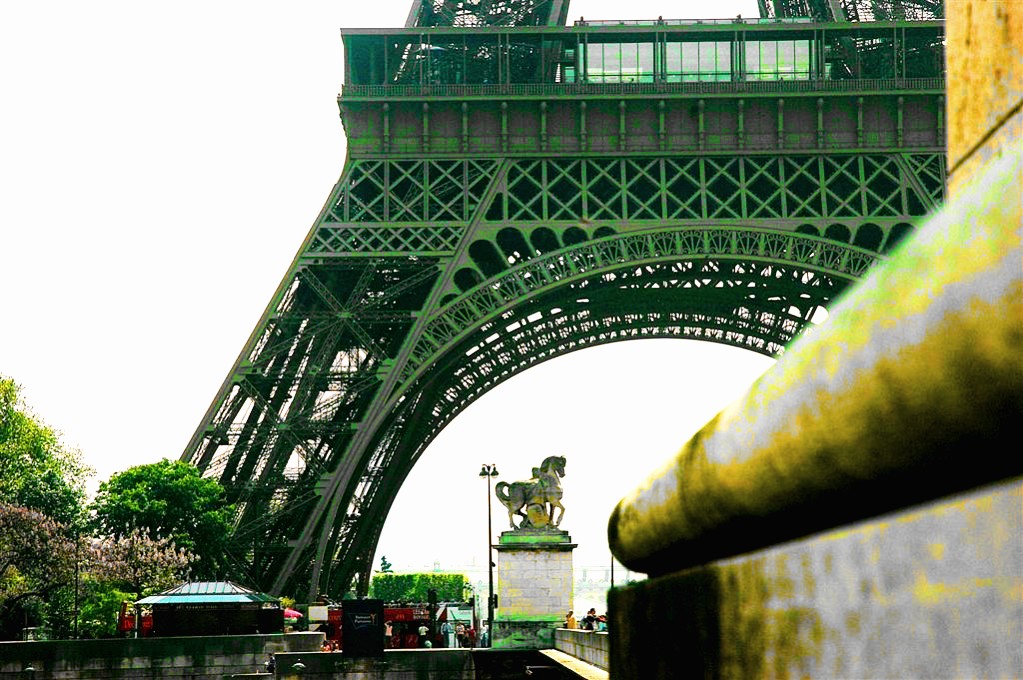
[{"xmin": 0, "ymin": 0, "xmax": 766, "ymax": 577}]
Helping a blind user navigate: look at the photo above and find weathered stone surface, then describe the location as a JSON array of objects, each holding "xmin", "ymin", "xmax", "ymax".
[
  {"xmin": 946, "ymin": 0, "xmax": 1023, "ymax": 175},
  {"xmin": 948, "ymin": 104, "xmax": 1023, "ymax": 196},
  {"xmin": 0, "ymin": 632, "xmax": 321, "ymax": 679},
  {"xmin": 553, "ymin": 629, "xmax": 609, "ymax": 671},
  {"xmin": 494, "ymin": 532, "xmax": 576, "ymax": 649},
  {"xmin": 610, "ymin": 479, "xmax": 1023, "ymax": 679}
]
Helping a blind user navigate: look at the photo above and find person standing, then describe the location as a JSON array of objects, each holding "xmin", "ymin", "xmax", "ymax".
[
  {"xmin": 565, "ymin": 610, "xmax": 577, "ymax": 629},
  {"xmin": 440, "ymin": 620, "xmax": 455, "ymax": 648},
  {"xmin": 583, "ymin": 608, "xmax": 597, "ymax": 630},
  {"xmin": 479, "ymin": 623, "xmax": 489, "ymax": 647},
  {"xmin": 418, "ymin": 622, "xmax": 430, "ymax": 647}
]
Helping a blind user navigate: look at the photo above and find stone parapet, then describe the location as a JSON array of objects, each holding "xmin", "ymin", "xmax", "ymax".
[
  {"xmin": 610, "ymin": 479, "xmax": 1023, "ymax": 679},
  {"xmin": 553, "ymin": 629, "xmax": 609, "ymax": 671},
  {"xmin": 0, "ymin": 632, "xmax": 321, "ymax": 679},
  {"xmin": 269, "ymin": 648, "xmax": 550, "ymax": 679}
]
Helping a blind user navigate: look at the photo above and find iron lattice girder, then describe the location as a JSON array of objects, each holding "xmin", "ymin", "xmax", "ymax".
[
  {"xmin": 762, "ymin": 0, "xmax": 942, "ymax": 22},
  {"xmin": 405, "ymin": 0, "xmax": 569, "ymax": 28},
  {"xmin": 185, "ymin": 149, "xmax": 932, "ymax": 597},
  {"xmin": 184, "ymin": 12, "xmax": 946, "ymax": 599},
  {"xmin": 185, "ymin": 147, "xmax": 932, "ymax": 598},
  {"xmin": 189, "ymin": 222, "xmax": 881, "ymax": 599},
  {"xmin": 327, "ymin": 154, "xmax": 942, "ymax": 251},
  {"xmin": 397, "ymin": 226, "xmax": 876, "ymax": 385},
  {"xmin": 314, "ymin": 252, "xmax": 851, "ymax": 598}
]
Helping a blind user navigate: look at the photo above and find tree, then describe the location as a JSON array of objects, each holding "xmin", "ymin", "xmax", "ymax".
[
  {"xmin": 370, "ymin": 573, "xmax": 469, "ymax": 603},
  {"xmin": 379, "ymin": 555, "xmax": 393, "ymax": 573},
  {"xmin": 89, "ymin": 459, "xmax": 233, "ymax": 579},
  {"xmin": 76, "ymin": 581, "xmax": 133, "ymax": 639},
  {"xmin": 89, "ymin": 529, "xmax": 195, "ymax": 601},
  {"xmin": 0, "ymin": 503, "xmax": 85, "ymax": 639},
  {"xmin": 0, "ymin": 377, "xmax": 90, "ymax": 526}
]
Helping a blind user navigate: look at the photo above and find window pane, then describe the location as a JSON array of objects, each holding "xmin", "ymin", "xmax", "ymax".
[
  {"xmin": 795, "ymin": 40, "xmax": 810, "ymax": 78},
  {"xmin": 716, "ymin": 42, "xmax": 731, "ymax": 81},
  {"xmin": 745, "ymin": 41, "xmax": 760, "ymax": 80},
  {"xmin": 639, "ymin": 42, "xmax": 654, "ymax": 82},
  {"xmin": 682, "ymin": 42, "xmax": 699, "ymax": 81},
  {"xmin": 699, "ymin": 42, "xmax": 714, "ymax": 81},
  {"xmin": 778, "ymin": 40, "xmax": 795, "ymax": 75},
  {"xmin": 622, "ymin": 43, "xmax": 638, "ymax": 82},
  {"xmin": 587, "ymin": 42, "xmax": 605, "ymax": 82},
  {"xmin": 760, "ymin": 41, "xmax": 778, "ymax": 78},
  {"xmin": 665, "ymin": 42, "xmax": 682, "ymax": 82}
]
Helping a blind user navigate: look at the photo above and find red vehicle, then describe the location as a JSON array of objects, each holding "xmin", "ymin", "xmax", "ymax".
[{"xmin": 117, "ymin": 602, "xmax": 153, "ymax": 636}]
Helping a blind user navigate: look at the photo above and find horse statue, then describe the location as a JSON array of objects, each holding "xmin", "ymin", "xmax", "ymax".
[{"xmin": 494, "ymin": 456, "xmax": 566, "ymax": 530}]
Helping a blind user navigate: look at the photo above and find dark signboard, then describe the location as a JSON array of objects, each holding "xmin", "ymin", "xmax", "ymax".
[{"xmin": 342, "ymin": 599, "xmax": 385, "ymax": 658}]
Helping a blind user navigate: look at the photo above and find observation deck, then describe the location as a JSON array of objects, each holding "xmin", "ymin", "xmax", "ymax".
[
  {"xmin": 335, "ymin": 17, "xmax": 944, "ymax": 159},
  {"xmin": 340, "ymin": 18, "xmax": 944, "ymax": 99}
]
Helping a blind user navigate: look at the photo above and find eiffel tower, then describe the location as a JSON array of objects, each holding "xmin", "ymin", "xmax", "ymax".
[{"xmin": 182, "ymin": 0, "xmax": 945, "ymax": 599}]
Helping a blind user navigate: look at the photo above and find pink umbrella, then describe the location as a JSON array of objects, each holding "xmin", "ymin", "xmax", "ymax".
[{"xmin": 283, "ymin": 608, "xmax": 303, "ymax": 619}]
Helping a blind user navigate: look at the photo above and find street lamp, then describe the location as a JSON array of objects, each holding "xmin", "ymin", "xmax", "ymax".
[{"xmin": 479, "ymin": 463, "xmax": 499, "ymax": 646}]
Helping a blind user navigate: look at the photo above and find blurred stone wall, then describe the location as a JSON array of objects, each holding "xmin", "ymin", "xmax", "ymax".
[{"xmin": 946, "ymin": 0, "xmax": 1022, "ymax": 194}]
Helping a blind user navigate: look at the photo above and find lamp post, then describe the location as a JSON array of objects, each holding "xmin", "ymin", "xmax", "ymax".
[{"xmin": 479, "ymin": 463, "xmax": 499, "ymax": 646}]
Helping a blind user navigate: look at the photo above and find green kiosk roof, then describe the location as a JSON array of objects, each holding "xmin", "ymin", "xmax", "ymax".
[{"xmin": 136, "ymin": 581, "xmax": 280, "ymax": 606}]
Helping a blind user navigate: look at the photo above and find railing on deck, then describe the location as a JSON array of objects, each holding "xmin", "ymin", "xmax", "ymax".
[
  {"xmin": 574, "ymin": 17, "xmax": 814, "ymax": 26},
  {"xmin": 341, "ymin": 77, "xmax": 944, "ymax": 98}
]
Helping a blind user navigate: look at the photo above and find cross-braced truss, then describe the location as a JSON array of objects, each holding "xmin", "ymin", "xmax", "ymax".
[
  {"xmin": 405, "ymin": 0, "xmax": 569, "ymax": 27},
  {"xmin": 760, "ymin": 0, "xmax": 942, "ymax": 22}
]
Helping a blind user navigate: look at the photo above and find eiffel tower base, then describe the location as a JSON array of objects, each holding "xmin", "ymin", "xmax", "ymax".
[{"xmin": 493, "ymin": 529, "xmax": 576, "ymax": 649}]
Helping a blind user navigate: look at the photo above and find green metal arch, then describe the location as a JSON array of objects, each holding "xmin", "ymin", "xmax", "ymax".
[
  {"xmin": 311, "ymin": 226, "xmax": 880, "ymax": 595},
  {"xmin": 400, "ymin": 225, "xmax": 878, "ymax": 385}
]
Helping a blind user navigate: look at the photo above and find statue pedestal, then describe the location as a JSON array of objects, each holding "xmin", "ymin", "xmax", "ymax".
[{"xmin": 493, "ymin": 529, "xmax": 576, "ymax": 649}]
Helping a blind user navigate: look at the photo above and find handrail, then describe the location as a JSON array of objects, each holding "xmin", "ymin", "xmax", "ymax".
[
  {"xmin": 340, "ymin": 78, "xmax": 944, "ymax": 99},
  {"xmin": 574, "ymin": 17, "xmax": 814, "ymax": 26}
]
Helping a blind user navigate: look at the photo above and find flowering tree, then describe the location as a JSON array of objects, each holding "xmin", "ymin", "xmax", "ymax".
[
  {"xmin": 0, "ymin": 503, "xmax": 83, "ymax": 634},
  {"xmin": 89, "ymin": 529, "xmax": 195, "ymax": 601}
]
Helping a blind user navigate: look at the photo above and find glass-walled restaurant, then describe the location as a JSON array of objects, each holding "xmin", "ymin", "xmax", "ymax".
[
  {"xmin": 581, "ymin": 39, "xmax": 813, "ymax": 83},
  {"xmin": 343, "ymin": 21, "xmax": 944, "ymax": 89}
]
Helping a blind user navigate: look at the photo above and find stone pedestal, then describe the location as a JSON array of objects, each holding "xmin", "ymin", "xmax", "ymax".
[{"xmin": 493, "ymin": 529, "xmax": 576, "ymax": 649}]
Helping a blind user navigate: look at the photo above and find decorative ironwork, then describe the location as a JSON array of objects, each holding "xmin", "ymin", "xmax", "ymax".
[
  {"xmin": 182, "ymin": 2, "xmax": 947, "ymax": 600},
  {"xmin": 760, "ymin": 0, "xmax": 942, "ymax": 22}
]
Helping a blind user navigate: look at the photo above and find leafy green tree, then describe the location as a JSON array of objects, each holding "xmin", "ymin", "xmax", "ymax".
[
  {"xmin": 379, "ymin": 555, "xmax": 393, "ymax": 573},
  {"xmin": 76, "ymin": 581, "xmax": 133, "ymax": 639},
  {"xmin": 0, "ymin": 377, "xmax": 90, "ymax": 526},
  {"xmin": 370, "ymin": 573, "xmax": 469, "ymax": 603},
  {"xmin": 89, "ymin": 459, "xmax": 233, "ymax": 579}
]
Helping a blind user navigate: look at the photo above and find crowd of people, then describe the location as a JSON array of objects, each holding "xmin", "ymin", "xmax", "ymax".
[
  {"xmin": 437, "ymin": 620, "xmax": 489, "ymax": 647},
  {"xmin": 564, "ymin": 608, "xmax": 607, "ymax": 631}
]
